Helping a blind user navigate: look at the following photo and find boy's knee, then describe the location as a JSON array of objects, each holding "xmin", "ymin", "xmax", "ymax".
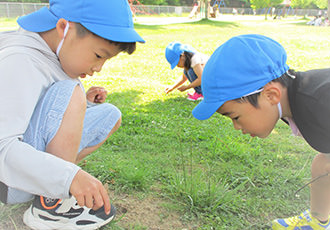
[
  {"xmin": 104, "ymin": 115, "xmax": 121, "ymax": 141},
  {"xmin": 114, "ymin": 116, "xmax": 122, "ymax": 130},
  {"xmin": 70, "ymin": 85, "xmax": 87, "ymax": 111},
  {"xmin": 312, "ymin": 153, "xmax": 330, "ymax": 176}
]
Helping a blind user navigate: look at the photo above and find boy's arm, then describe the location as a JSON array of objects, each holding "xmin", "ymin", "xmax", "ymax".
[
  {"xmin": 0, "ymin": 53, "xmax": 79, "ymax": 199},
  {"xmin": 0, "ymin": 138, "xmax": 80, "ymax": 199}
]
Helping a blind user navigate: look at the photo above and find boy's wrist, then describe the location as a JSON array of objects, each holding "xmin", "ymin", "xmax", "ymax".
[{"xmin": 86, "ymin": 100, "xmax": 97, "ymax": 108}]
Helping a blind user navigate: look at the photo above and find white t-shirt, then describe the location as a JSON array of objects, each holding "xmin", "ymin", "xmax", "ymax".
[{"xmin": 191, "ymin": 52, "xmax": 209, "ymax": 68}]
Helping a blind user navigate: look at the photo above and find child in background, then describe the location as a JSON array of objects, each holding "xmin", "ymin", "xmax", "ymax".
[
  {"xmin": 165, "ymin": 41, "xmax": 209, "ymax": 101},
  {"xmin": 0, "ymin": 0, "xmax": 144, "ymax": 229},
  {"xmin": 192, "ymin": 34, "xmax": 330, "ymax": 229}
]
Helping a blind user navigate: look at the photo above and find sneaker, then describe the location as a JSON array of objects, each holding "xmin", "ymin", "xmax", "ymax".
[
  {"xmin": 187, "ymin": 92, "xmax": 203, "ymax": 101},
  {"xmin": 271, "ymin": 210, "xmax": 330, "ymax": 230},
  {"xmin": 23, "ymin": 196, "xmax": 116, "ymax": 230}
]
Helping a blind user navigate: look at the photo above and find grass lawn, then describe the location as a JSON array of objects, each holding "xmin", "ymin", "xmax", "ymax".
[{"xmin": 1, "ymin": 16, "xmax": 330, "ymax": 229}]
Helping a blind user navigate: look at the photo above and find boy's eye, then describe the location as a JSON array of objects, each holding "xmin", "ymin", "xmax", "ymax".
[
  {"xmin": 95, "ymin": 53, "xmax": 102, "ymax": 59},
  {"xmin": 232, "ymin": 116, "xmax": 239, "ymax": 121}
]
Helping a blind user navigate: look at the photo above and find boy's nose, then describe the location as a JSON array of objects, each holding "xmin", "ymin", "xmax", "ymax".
[
  {"xmin": 233, "ymin": 121, "xmax": 241, "ymax": 130},
  {"xmin": 92, "ymin": 62, "xmax": 105, "ymax": 73}
]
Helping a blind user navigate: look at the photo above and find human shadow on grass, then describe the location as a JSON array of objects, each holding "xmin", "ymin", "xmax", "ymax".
[
  {"xmin": 134, "ymin": 23, "xmax": 166, "ymax": 30},
  {"xmin": 134, "ymin": 18, "xmax": 238, "ymax": 30},
  {"xmin": 107, "ymin": 89, "xmax": 203, "ymax": 133},
  {"xmin": 286, "ymin": 20, "xmax": 314, "ymax": 27},
  {"xmin": 182, "ymin": 18, "xmax": 239, "ymax": 27}
]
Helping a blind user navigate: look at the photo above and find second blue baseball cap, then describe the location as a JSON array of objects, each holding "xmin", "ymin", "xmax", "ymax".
[
  {"xmin": 192, "ymin": 34, "xmax": 289, "ymax": 120},
  {"xmin": 165, "ymin": 42, "xmax": 196, "ymax": 69},
  {"xmin": 17, "ymin": 0, "xmax": 145, "ymax": 43}
]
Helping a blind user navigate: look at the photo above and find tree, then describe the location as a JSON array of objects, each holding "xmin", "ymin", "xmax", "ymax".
[
  {"xmin": 250, "ymin": 0, "xmax": 283, "ymax": 19},
  {"xmin": 290, "ymin": 0, "xmax": 313, "ymax": 8},
  {"xmin": 313, "ymin": 0, "xmax": 330, "ymax": 18},
  {"xmin": 198, "ymin": 0, "xmax": 209, "ymax": 19},
  {"xmin": 139, "ymin": 0, "xmax": 167, "ymax": 5},
  {"xmin": 314, "ymin": 0, "xmax": 327, "ymax": 9}
]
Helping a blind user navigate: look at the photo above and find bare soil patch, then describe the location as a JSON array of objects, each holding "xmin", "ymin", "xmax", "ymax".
[{"xmin": 0, "ymin": 191, "xmax": 197, "ymax": 230}]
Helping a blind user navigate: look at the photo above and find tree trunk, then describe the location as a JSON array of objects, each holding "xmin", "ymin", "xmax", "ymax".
[
  {"xmin": 201, "ymin": 0, "xmax": 208, "ymax": 19},
  {"xmin": 328, "ymin": 0, "xmax": 330, "ymax": 19}
]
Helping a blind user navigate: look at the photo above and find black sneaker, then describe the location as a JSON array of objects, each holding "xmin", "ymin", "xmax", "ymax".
[{"xmin": 23, "ymin": 196, "xmax": 116, "ymax": 230}]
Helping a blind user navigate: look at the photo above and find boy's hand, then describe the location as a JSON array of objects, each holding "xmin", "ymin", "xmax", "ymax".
[
  {"xmin": 86, "ymin": 86, "xmax": 107, "ymax": 103},
  {"xmin": 70, "ymin": 169, "xmax": 111, "ymax": 214}
]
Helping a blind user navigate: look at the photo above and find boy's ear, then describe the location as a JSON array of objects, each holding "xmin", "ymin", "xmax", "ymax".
[
  {"xmin": 262, "ymin": 83, "xmax": 281, "ymax": 105},
  {"xmin": 56, "ymin": 18, "xmax": 69, "ymax": 39}
]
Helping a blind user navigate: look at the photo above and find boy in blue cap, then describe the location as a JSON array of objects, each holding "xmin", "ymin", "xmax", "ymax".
[
  {"xmin": 0, "ymin": 0, "xmax": 144, "ymax": 229},
  {"xmin": 192, "ymin": 34, "xmax": 330, "ymax": 229},
  {"xmin": 165, "ymin": 41, "xmax": 209, "ymax": 101}
]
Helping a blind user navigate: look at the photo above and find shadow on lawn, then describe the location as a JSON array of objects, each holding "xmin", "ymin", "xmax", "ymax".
[
  {"xmin": 107, "ymin": 90, "xmax": 199, "ymax": 126},
  {"xmin": 183, "ymin": 18, "xmax": 239, "ymax": 27},
  {"xmin": 134, "ymin": 18, "xmax": 238, "ymax": 30}
]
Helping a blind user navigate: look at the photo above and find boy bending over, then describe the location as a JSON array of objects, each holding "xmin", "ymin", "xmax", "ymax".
[{"xmin": 193, "ymin": 34, "xmax": 330, "ymax": 229}]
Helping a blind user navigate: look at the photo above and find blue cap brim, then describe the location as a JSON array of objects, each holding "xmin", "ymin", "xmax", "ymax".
[
  {"xmin": 192, "ymin": 99, "xmax": 224, "ymax": 120},
  {"xmin": 17, "ymin": 7, "xmax": 58, "ymax": 32},
  {"xmin": 82, "ymin": 22, "xmax": 145, "ymax": 43},
  {"xmin": 170, "ymin": 56, "xmax": 180, "ymax": 69}
]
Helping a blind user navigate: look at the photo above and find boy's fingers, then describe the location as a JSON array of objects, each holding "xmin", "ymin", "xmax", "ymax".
[
  {"xmin": 85, "ymin": 195, "xmax": 94, "ymax": 209},
  {"xmin": 75, "ymin": 195, "xmax": 85, "ymax": 207},
  {"xmin": 92, "ymin": 194, "xmax": 104, "ymax": 210},
  {"xmin": 100, "ymin": 187, "xmax": 110, "ymax": 215}
]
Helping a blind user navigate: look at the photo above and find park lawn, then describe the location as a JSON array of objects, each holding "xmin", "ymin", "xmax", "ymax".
[{"xmin": 1, "ymin": 16, "xmax": 330, "ymax": 229}]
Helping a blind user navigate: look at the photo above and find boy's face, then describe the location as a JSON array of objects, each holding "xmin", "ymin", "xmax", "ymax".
[
  {"xmin": 59, "ymin": 25, "xmax": 122, "ymax": 79},
  {"xmin": 217, "ymin": 93, "xmax": 279, "ymax": 138}
]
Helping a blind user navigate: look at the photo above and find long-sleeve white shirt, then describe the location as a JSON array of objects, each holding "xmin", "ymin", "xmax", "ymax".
[{"xmin": 0, "ymin": 28, "xmax": 80, "ymax": 199}]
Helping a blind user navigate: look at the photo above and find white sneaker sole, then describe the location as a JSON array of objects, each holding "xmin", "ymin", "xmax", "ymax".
[{"xmin": 23, "ymin": 206, "xmax": 114, "ymax": 230}]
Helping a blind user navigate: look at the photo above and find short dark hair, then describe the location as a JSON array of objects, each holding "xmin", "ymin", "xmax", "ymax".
[
  {"xmin": 234, "ymin": 69, "xmax": 296, "ymax": 108},
  {"xmin": 75, "ymin": 23, "xmax": 136, "ymax": 55}
]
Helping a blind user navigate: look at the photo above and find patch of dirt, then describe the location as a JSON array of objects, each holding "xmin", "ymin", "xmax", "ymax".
[
  {"xmin": 0, "ymin": 202, "xmax": 31, "ymax": 230},
  {"xmin": 109, "ymin": 191, "xmax": 196, "ymax": 229},
  {"xmin": 0, "ymin": 191, "xmax": 198, "ymax": 230}
]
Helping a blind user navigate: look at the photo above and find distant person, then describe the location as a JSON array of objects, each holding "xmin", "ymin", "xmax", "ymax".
[
  {"xmin": 0, "ymin": 0, "xmax": 144, "ymax": 229},
  {"xmin": 165, "ymin": 42, "xmax": 209, "ymax": 101},
  {"xmin": 307, "ymin": 15, "xmax": 318, "ymax": 25},
  {"xmin": 232, "ymin": 8, "xmax": 238, "ymax": 15},
  {"xmin": 192, "ymin": 34, "xmax": 330, "ymax": 229},
  {"xmin": 314, "ymin": 15, "xmax": 323, "ymax": 26}
]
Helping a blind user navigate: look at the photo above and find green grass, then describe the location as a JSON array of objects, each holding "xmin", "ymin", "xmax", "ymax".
[{"xmin": 2, "ymin": 16, "xmax": 330, "ymax": 229}]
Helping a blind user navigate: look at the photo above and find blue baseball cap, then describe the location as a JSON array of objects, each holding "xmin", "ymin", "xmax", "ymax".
[
  {"xmin": 165, "ymin": 42, "xmax": 196, "ymax": 69},
  {"xmin": 192, "ymin": 34, "xmax": 289, "ymax": 120},
  {"xmin": 17, "ymin": 0, "xmax": 145, "ymax": 43}
]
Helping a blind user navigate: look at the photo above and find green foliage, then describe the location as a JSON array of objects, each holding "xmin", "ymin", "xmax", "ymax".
[
  {"xmin": 314, "ymin": 0, "xmax": 328, "ymax": 9},
  {"xmin": 250, "ymin": 0, "xmax": 283, "ymax": 9},
  {"xmin": 136, "ymin": 0, "xmax": 184, "ymax": 6},
  {"xmin": 291, "ymin": 0, "xmax": 314, "ymax": 8}
]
